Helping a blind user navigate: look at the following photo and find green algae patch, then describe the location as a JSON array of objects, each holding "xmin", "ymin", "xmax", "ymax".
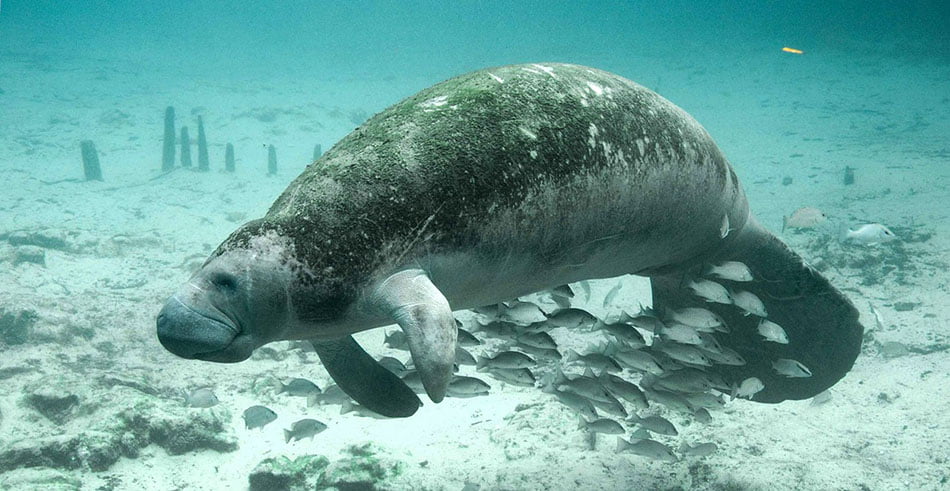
[{"xmin": 320, "ymin": 443, "xmax": 406, "ymax": 490}]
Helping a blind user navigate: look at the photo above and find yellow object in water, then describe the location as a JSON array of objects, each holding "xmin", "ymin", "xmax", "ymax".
[{"xmin": 782, "ymin": 47, "xmax": 804, "ymax": 54}]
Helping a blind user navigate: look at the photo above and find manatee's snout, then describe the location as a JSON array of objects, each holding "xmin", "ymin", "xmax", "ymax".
[{"xmin": 156, "ymin": 297, "xmax": 238, "ymax": 360}]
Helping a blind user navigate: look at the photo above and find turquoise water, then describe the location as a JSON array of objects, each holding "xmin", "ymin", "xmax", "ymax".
[{"xmin": 1, "ymin": 2, "xmax": 948, "ymax": 490}]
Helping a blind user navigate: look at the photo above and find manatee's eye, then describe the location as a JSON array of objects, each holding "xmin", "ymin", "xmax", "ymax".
[{"xmin": 210, "ymin": 272, "xmax": 239, "ymax": 292}]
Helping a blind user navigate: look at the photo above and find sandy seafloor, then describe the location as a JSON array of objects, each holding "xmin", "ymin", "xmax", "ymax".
[{"xmin": 1, "ymin": 42, "xmax": 949, "ymax": 491}]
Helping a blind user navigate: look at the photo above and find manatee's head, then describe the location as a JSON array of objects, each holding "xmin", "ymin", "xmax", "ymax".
[{"xmin": 157, "ymin": 221, "xmax": 299, "ymax": 363}]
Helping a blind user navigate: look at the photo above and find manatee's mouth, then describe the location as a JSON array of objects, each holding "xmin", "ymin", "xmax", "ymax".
[{"xmin": 156, "ymin": 297, "xmax": 252, "ymax": 363}]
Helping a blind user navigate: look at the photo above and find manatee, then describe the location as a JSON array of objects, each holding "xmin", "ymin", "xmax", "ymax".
[{"xmin": 156, "ymin": 63, "xmax": 862, "ymax": 417}]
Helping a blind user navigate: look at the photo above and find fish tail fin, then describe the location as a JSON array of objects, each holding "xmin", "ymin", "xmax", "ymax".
[
  {"xmin": 564, "ymin": 349, "xmax": 580, "ymax": 363},
  {"xmin": 615, "ymin": 436, "xmax": 629, "ymax": 453},
  {"xmin": 307, "ymin": 393, "xmax": 319, "ymax": 407},
  {"xmin": 554, "ymin": 367, "xmax": 568, "ymax": 386},
  {"xmin": 340, "ymin": 401, "xmax": 355, "ymax": 415},
  {"xmin": 782, "ymin": 215, "xmax": 788, "ymax": 232},
  {"xmin": 284, "ymin": 430, "xmax": 293, "ymax": 443},
  {"xmin": 836, "ymin": 222, "xmax": 851, "ymax": 243},
  {"xmin": 475, "ymin": 356, "xmax": 488, "ymax": 371}
]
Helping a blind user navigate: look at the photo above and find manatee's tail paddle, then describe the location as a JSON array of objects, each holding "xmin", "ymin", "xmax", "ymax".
[{"xmin": 650, "ymin": 217, "xmax": 863, "ymax": 402}]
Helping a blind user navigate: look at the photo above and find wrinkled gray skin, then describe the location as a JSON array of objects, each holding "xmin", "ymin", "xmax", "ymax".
[{"xmin": 157, "ymin": 63, "xmax": 863, "ymax": 417}]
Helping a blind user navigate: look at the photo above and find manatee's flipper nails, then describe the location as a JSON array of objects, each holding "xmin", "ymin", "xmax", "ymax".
[
  {"xmin": 370, "ymin": 269, "xmax": 457, "ymax": 403},
  {"xmin": 312, "ymin": 337, "xmax": 421, "ymax": 417},
  {"xmin": 651, "ymin": 218, "xmax": 863, "ymax": 402}
]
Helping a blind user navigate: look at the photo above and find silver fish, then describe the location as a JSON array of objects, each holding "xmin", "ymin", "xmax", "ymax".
[
  {"xmin": 643, "ymin": 388, "xmax": 693, "ymax": 413},
  {"xmin": 667, "ymin": 307, "xmax": 726, "ymax": 331},
  {"xmin": 616, "ymin": 437, "xmax": 678, "ymax": 462},
  {"xmin": 516, "ymin": 331, "xmax": 558, "ymax": 350},
  {"xmin": 500, "ymin": 301, "xmax": 548, "ymax": 325},
  {"xmin": 687, "ymin": 279, "xmax": 732, "ymax": 304},
  {"xmin": 660, "ymin": 323, "xmax": 702, "ymax": 345},
  {"xmin": 598, "ymin": 321, "xmax": 647, "ymax": 348},
  {"xmin": 696, "ymin": 333, "xmax": 725, "ymax": 353},
  {"xmin": 377, "ymin": 356, "xmax": 408, "ymax": 376},
  {"xmin": 653, "ymin": 368, "xmax": 714, "ymax": 393},
  {"xmin": 621, "ymin": 308, "xmax": 666, "ymax": 333},
  {"xmin": 679, "ymin": 441, "xmax": 718, "ymax": 457},
  {"xmin": 590, "ymin": 392, "xmax": 628, "ymax": 418},
  {"xmin": 476, "ymin": 351, "xmax": 536, "ymax": 370},
  {"xmin": 576, "ymin": 280, "xmax": 592, "ymax": 301},
  {"xmin": 757, "ymin": 319, "xmax": 789, "ymax": 344},
  {"xmin": 515, "ymin": 344, "xmax": 563, "ymax": 362},
  {"xmin": 455, "ymin": 346, "xmax": 477, "ymax": 366},
  {"xmin": 274, "ymin": 378, "xmax": 322, "ymax": 407},
  {"xmin": 474, "ymin": 320, "xmax": 518, "ymax": 337},
  {"xmin": 547, "ymin": 387, "xmax": 598, "ymax": 420},
  {"xmin": 705, "ymin": 261, "xmax": 753, "ymax": 282},
  {"xmin": 730, "ymin": 289, "xmax": 767, "ymax": 317},
  {"xmin": 447, "ymin": 376, "xmax": 490, "ymax": 397},
  {"xmin": 653, "ymin": 343, "xmax": 712, "ymax": 366},
  {"xmin": 601, "ymin": 373, "xmax": 649, "ymax": 410},
  {"xmin": 810, "ymin": 390, "xmax": 833, "ymax": 406},
  {"xmin": 610, "ymin": 348, "xmax": 664, "ymax": 375},
  {"xmin": 242, "ymin": 405, "xmax": 277, "ymax": 430},
  {"xmin": 553, "ymin": 368, "xmax": 613, "ymax": 403},
  {"xmin": 487, "ymin": 367, "xmax": 536, "ymax": 387},
  {"xmin": 603, "ymin": 281, "xmax": 623, "ymax": 308},
  {"xmin": 683, "ymin": 392, "xmax": 725, "ymax": 410},
  {"xmin": 274, "ymin": 378, "xmax": 321, "ymax": 396},
  {"xmin": 185, "ymin": 388, "xmax": 219, "ymax": 408},
  {"xmin": 732, "ymin": 377, "xmax": 764, "ymax": 399},
  {"xmin": 551, "ymin": 284, "xmax": 575, "ymax": 299},
  {"xmin": 546, "ymin": 308, "xmax": 598, "ymax": 329},
  {"xmin": 703, "ymin": 345, "xmax": 746, "ymax": 366},
  {"xmin": 284, "ymin": 418, "xmax": 327, "ymax": 442},
  {"xmin": 310, "ymin": 384, "xmax": 351, "ymax": 405},
  {"xmin": 841, "ymin": 223, "xmax": 897, "ymax": 245},
  {"xmin": 627, "ymin": 414, "xmax": 677, "ymax": 436},
  {"xmin": 457, "ymin": 327, "xmax": 482, "ymax": 346},
  {"xmin": 773, "ymin": 358, "xmax": 812, "ymax": 378},
  {"xmin": 564, "ymin": 349, "xmax": 622, "ymax": 373},
  {"xmin": 693, "ymin": 408, "xmax": 713, "ymax": 424},
  {"xmin": 580, "ymin": 418, "xmax": 625, "ymax": 435}
]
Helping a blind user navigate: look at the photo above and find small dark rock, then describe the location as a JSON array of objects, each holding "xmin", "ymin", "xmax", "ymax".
[
  {"xmin": 7, "ymin": 229, "xmax": 68, "ymax": 250},
  {"xmin": 0, "ymin": 307, "xmax": 38, "ymax": 344},
  {"xmin": 13, "ymin": 245, "xmax": 46, "ymax": 266},
  {"xmin": 120, "ymin": 404, "xmax": 237, "ymax": 455},
  {"xmin": 248, "ymin": 455, "xmax": 329, "ymax": 491},
  {"xmin": 892, "ymin": 302, "xmax": 917, "ymax": 312},
  {"xmin": 27, "ymin": 388, "xmax": 80, "ymax": 424}
]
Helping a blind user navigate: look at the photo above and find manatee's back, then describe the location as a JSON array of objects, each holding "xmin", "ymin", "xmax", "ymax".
[{"xmin": 266, "ymin": 63, "xmax": 745, "ymax": 280}]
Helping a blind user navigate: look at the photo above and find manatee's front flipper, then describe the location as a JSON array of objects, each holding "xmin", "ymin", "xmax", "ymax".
[
  {"xmin": 650, "ymin": 217, "xmax": 863, "ymax": 402},
  {"xmin": 312, "ymin": 337, "xmax": 422, "ymax": 417},
  {"xmin": 369, "ymin": 268, "xmax": 457, "ymax": 403}
]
